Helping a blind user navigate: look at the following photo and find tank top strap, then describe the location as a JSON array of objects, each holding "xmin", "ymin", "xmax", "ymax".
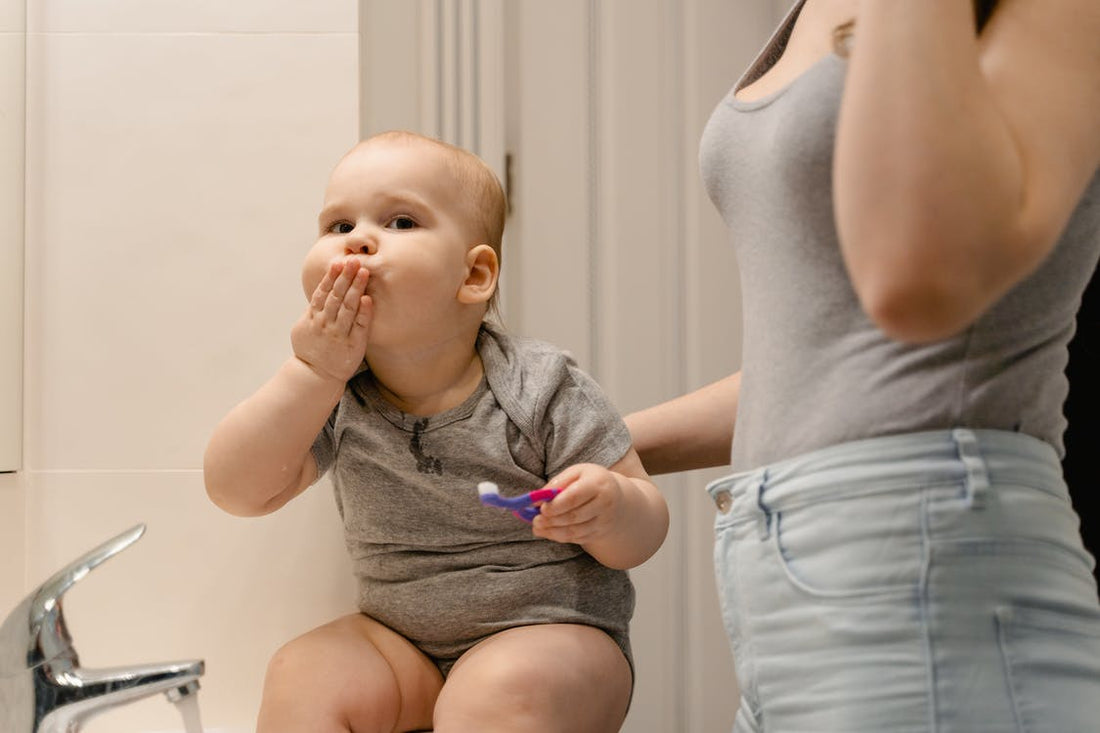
[{"xmin": 735, "ymin": 0, "xmax": 808, "ymax": 95}]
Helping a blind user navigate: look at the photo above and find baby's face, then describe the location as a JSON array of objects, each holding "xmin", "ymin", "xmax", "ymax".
[{"xmin": 304, "ymin": 139, "xmax": 481, "ymax": 348}]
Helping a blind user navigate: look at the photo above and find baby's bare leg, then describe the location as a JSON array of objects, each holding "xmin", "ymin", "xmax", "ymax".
[
  {"xmin": 433, "ymin": 624, "xmax": 632, "ymax": 733},
  {"xmin": 256, "ymin": 613, "xmax": 443, "ymax": 733}
]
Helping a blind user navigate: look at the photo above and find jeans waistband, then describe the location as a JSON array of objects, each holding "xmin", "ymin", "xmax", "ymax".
[{"xmin": 706, "ymin": 428, "xmax": 1064, "ymax": 519}]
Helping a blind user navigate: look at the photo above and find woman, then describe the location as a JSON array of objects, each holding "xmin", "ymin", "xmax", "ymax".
[{"xmin": 626, "ymin": 1, "xmax": 1100, "ymax": 730}]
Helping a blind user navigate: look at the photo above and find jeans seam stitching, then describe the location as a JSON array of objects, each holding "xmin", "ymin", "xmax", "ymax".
[
  {"xmin": 920, "ymin": 488, "xmax": 938, "ymax": 732},
  {"xmin": 995, "ymin": 609, "xmax": 1028, "ymax": 733}
]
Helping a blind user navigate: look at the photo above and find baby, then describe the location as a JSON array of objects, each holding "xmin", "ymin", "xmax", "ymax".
[{"xmin": 203, "ymin": 130, "xmax": 669, "ymax": 733}]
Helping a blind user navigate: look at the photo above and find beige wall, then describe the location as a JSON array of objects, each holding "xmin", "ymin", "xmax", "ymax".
[
  {"xmin": 2, "ymin": 1, "xmax": 794, "ymax": 731},
  {"xmin": 9, "ymin": 1, "xmax": 359, "ymax": 731},
  {"xmin": 0, "ymin": 0, "xmax": 23, "ymax": 474},
  {"xmin": 0, "ymin": 0, "xmax": 24, "ymax": 613},
  {"xmin": 0, "ymin": 474, "xmax": 24, "ymax": 617}
]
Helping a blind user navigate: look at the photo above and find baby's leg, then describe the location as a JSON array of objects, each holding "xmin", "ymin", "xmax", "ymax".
[
  {"xmin": 433, "ymin": 624, "xmax": 631, "ymax": 733},
  {"xmin": 256, "ymin": 613, "xmax": 443, "ymax": 733}
]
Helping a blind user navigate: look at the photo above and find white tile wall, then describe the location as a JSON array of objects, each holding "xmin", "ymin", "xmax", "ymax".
[
  {"xmin": 0, "ymin": 0, "xmax": 24, "ymax": 653},
  {"xmin": 0, "ymin": 0, "xmax": 20, "ymax": 32},
  {"xmin": 0, "ymin": 472, "xmax": 25, "ymax": 616},
  {"xmin": 28, "ymin": 1, "xmax": 353, "ymax": 34},
  {"xmin": 24, "ymin": 30, "xmax": 357, "ymax": 470},
  {"xmin": 25, "ymin": 471, "xmax": 352, "ymax": 732},
  {"xmin": 0, "ymin": 6, "xmax": 24, "ymax": 473},
  {"xmin": 15, "ymin": 1, "xmax": 360, "ymax": 730}
]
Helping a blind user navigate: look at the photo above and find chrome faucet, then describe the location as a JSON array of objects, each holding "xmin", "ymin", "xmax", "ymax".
[{"xmin": 0, "ymin": 524, "xmax": 205, "ymax": 732}]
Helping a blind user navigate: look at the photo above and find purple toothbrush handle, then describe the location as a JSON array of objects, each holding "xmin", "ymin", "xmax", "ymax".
[{"xmin": 479, "ymin": 487, "xmax": 562, "ymax": 523}]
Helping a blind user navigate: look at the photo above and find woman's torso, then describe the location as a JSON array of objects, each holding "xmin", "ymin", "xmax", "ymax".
[{"xmin": 701, "ymin": 0, "xmax": 1100, "ymax": 471}]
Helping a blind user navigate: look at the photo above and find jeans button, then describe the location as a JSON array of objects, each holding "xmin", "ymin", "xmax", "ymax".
[{"xmin": 714, "ymin": 490, "xmax": 733, "ymax": 514}]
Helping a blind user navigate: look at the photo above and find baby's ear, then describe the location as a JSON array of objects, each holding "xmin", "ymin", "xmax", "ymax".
[{"xmin": 458, "ymin": 244, "xmax": 499, "ymax": 304}]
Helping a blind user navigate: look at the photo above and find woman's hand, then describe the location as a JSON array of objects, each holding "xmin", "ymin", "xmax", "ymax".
[{"xmin": 291, "ymin": 257, "xmax": 373, "ymax": 384}]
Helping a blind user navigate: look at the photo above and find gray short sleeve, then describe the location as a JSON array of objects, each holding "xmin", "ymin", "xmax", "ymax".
[
  {"xmin": 477, "ymin": 324, "xmax": 632, "ymax": 478},
  {"xmin": 539, "ymin": 360, "xmax": 633, "ymax": 478}
]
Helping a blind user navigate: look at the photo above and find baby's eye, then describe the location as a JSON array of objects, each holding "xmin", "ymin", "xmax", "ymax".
[
  {"xmin": 329, "ymin": 221, "xmax": 355, "ymax": 235},
  {"xmin": 385, "ymin": 215, "xmax": 418, "ymax": 231}
]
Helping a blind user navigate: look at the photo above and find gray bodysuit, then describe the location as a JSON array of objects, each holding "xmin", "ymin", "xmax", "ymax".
[
  {"xmin": 311, "ymin": 323, "xmax": 635, "ymax": 675},
  {"xmin": 701, "ymin": 0, "xmax": 1100, "ymax": 471}
]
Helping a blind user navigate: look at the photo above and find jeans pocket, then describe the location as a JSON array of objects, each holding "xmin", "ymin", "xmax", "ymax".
[
  {"xmin": 713, "ymin": 522, "xmax": 741, "ymax": 645},
  {"xmin": 770, "ymin": 488, "xmax": 926, "ymax": 598},
  {"xmin": 714, "ymin": 517, "xmax": 763, "ymax": 714},
  {"xmin": 996, "ymin": 603, "xmax": 1100, "ymax": 733}
]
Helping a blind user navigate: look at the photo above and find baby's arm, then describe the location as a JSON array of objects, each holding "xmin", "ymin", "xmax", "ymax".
[
  {"xmin": 204, "ymin": 258, "xmax": 371, "ymax": 516},
  {"xmin": 532, "ymin": 448, "xmax": 669, "ymax": 570}
]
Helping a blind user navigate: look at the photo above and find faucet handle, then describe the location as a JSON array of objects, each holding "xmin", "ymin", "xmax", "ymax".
[
  {"xmin": 32, "ymin": 524, "xmax": 147, "ymax": 620},
  {"xmin": 0, "ymin": 524, "xmax": 146, "ymax": 674}
]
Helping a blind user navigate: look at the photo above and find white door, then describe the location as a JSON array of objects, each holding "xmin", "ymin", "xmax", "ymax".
[{"xmin": 359, "ymin": 2, "xmax": 785, "ymax": 729}]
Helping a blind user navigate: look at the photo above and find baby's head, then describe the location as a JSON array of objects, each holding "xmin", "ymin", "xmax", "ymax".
[{"xmin": 304, "ymin": 131, "xmax": 507, "ymax": 343}]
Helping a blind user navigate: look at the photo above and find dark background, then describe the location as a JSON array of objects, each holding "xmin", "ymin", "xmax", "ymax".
[{"xmin": 1064, "ymin": 268, "xmax": 1099, "ymax": 586}]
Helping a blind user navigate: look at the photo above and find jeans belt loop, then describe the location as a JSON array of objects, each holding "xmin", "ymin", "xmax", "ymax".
[
  {"xmin": 755, "ymin": 472, "xmax": 772, "ymax": 540},
  {"xmin": 952, "ymin": 428, "xmax": 989, "ymax": 509}
]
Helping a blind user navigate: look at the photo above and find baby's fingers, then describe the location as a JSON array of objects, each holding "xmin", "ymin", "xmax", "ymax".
[
  {"xmin": 333, "ymin": 268, "xmax": 370, "ymax": 333},
  {"xmin": 309, "ymin": 261, "xmax": 342, "ymax": 311},
  {"xmin": 533, "ymin": 513, "xmax": 602, "ymax": 545},
  {"xmin": 537, "ymin": 484, "xmax": 605, "ymax": 527},
  {"xmin": 321, "ymin": 259, "xmax": 362, "ymax": 321},
  {"xmin": 348, "ymin": 294, "xmax": 374, "ymax": 348}
]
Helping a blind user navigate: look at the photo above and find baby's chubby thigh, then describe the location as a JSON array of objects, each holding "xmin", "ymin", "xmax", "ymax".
[
  {"xmin": 433, "ymin": 623, "xmax": 632, "ymax": 733},
  {"xmin": 257, "ymin": 613, "xmax": 443, "ymax": 733}
]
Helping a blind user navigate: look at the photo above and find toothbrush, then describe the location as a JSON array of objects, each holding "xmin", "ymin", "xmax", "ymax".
[{"xmin": 477, "ymin": 481, "xmax": 562, "ymax": 522}]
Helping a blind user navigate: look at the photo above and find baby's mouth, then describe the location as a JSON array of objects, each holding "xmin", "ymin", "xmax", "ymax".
[{"xmin": 362, "ymin": 268, "xmax": 379, "ymax": 292}]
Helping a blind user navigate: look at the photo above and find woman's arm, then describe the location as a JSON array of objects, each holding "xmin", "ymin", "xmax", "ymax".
[
  {"xmin": 623, "ymin": 372, "xmax": 740, "ymax": 476},
  {"xmin": 834, "ymin": 0, "xmax": 1100, "ymax": 343}
]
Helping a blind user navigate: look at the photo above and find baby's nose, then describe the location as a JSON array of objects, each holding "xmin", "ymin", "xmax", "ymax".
[{"xmin": 344, "ymin": 232, "xmax": 376, "ymax": 256}]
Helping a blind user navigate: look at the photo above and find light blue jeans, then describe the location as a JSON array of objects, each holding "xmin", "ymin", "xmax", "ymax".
[{"xmin": 708, "ymin": 428, "xmax": 1100, "ymax": 732}]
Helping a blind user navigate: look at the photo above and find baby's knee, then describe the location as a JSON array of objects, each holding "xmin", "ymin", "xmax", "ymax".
[
  {"xmin": 263, "ymin": 635, "xmax": 326, "ymax": 687},
  {"xmin": 435, "ymin": 625, "xmax": 631, "ymax": 732},
  {"xmin": 260, "ymin": 624, "xmax": 404, "ymax": 730}
]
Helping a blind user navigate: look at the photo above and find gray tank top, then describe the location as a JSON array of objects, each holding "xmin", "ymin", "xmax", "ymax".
[{"xmin": 701, "ymin": 0, "xmax": 1100, "ymax": 470}]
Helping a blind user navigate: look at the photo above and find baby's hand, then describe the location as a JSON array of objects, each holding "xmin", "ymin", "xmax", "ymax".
[
  {"xmin": 531, "ymin": 463, "xmax": 625, "ymax": 546},
  {"xmin": 291, "ymin": 258, "xmax": 372, "ymax": 384}
]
